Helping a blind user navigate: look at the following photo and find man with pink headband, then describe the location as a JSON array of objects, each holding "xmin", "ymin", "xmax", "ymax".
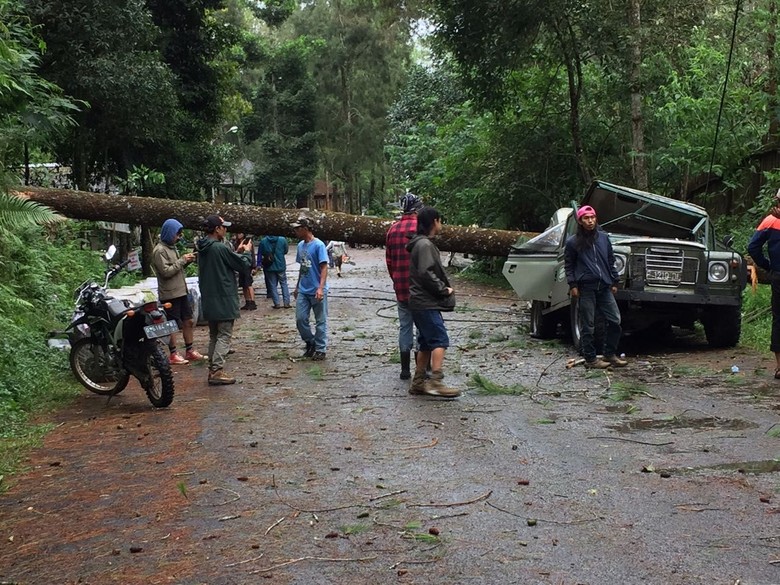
[{"xmin": 564, "ymin": 205, "xmax": 628, "ymax": 369}]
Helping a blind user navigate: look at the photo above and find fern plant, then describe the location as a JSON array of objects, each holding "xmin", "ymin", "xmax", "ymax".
[{"xmin": 0, "ymin": 192, "xmax": 63, "ymax": 230}]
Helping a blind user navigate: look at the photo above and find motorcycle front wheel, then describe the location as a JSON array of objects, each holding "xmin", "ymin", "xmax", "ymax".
[
  {"xmin": 69, "ymin": 338, "xmax": 130, "ymax": 395},
  {"xmin": 139, "ymin": 341, "xmax": 175, "ymax": 408}
]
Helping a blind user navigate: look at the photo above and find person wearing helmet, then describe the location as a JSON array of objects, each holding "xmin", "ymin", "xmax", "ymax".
[
  {"xmin": 385, "ymin": 192, "xmax": 424, "ymax": 382},
  {"xmin": 564, "ymin": 205, "xmax": 627, "ymax": 369}
]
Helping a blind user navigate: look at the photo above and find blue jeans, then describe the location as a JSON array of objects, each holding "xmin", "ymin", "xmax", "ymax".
[
  {"xmin": 296, "ymin": 293, "xmax": 328, "ymax": 352},
  {"xmin": 266, "ymin": 270, "xmax": 290, "ymax": 307},
  {"xmin": 397, "ymin": 301, "xmax": 415, "ymax": 353},
  {"xmin": 578, "ymin": 283, "xmax": 621, "ymax": 361}
]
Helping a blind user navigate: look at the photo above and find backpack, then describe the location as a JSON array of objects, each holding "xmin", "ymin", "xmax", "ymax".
[{"xmin": 261, "ymin": 249, "xmax": 274, "ymax": 269}]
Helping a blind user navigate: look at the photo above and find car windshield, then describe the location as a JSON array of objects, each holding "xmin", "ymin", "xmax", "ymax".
[
  {"xmin": 585, "ymin": 182, "xmax": 709, "ymax": 242},
  {"xmin": 512, "ymin": 221, "xmax": 566, "ymax": 253}
]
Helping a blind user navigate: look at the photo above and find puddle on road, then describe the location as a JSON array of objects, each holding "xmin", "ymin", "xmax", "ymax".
[
  {"xmin": 661, "ymin": 459, "xmax": 780, "ymax": 476},
  {"xmin": 607, "ymin": 415, "xmax": 758, "ymax": 433}
]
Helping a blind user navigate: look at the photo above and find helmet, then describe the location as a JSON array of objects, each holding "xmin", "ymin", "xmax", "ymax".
[{"xmin": 400, "ymin": 192, "xmax": 423, "ymax": 214}]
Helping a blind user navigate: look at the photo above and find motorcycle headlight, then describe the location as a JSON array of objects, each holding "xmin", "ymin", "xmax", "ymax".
[
  {"xmin": 708, "ymin": 261, "xmax": 729, "ymax": 283},
  {"xmin": 614, "ymin": 254, "xmax": 627, "ymax": 276}
]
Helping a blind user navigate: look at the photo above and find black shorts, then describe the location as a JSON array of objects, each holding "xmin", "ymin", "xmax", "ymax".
[
  {"xmin": 238, "ymin": 270, "xmax": 254, "ymax": 288},
  {"xmin": 164, "ymin": 295, "xmax": 193, "ymax": 327}
]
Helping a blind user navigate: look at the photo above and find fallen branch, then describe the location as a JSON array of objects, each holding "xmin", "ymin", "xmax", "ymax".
[
  {"xmin": 369, "ymin": 489, "xmax": 407, "ymax": 502},
  {"xmin": 430, "ymin": 511, "xmax": 469, "ymax": 521},
  {"xmin": 486, "ymin": 501, "xmax": 600, "ymax": 525},
  {"xmin": 389, "ymin": 557, "xmax": 441, "ymax": 570},
  {"xmin": 264, "ymin": 517, "xmax": 285, "ymax": 535},
  {"xmin": 539, "ymin": 354, "xmax": 567, "ymax": 383},
  {"xmin": 226, "ymin": 553, "xmax": 264, "ymax": 567},
  {"xmin": 193, "ymin": 487, "xmax": 241, "ymax": 507},
  {"xmin": 395, "ymin": 438, "xmax": 439, "ymax": 450},
  {"xmin": 586, "ymin": 436, "xmax": 675, "ymax": 446},
  {"xmin": 408, "ymin": 490, "xmax": 492, "ymax": 508},
  {"xmin": 272, "ymin": 475, "xmax": 367, "ymax": 513},
  {"xmin": 248, "ymin": 555, "xmax": 378, "ymax": 574}
]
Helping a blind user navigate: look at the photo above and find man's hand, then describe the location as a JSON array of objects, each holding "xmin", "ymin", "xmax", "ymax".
[
  {"xmin": 315, "ymin": 288, "xmax": 324, "ymax": 301},
  {"xmin": 293, "ymin": 288, "xmax": 298, "ymax": 299},
  {"xmin": 570, "ymin": 287, "xmax": 579, "ymax": 298},
  {"xmin": 445, "ymin": 287, "xmax": 453, "ymax": 295},
  {"xmin": 611, "ymin": 286, "xmax": 618, "ymax": 294},
  {"xmin": 183, "ymin": 253, "xmax": 196, "ymax": 263}
]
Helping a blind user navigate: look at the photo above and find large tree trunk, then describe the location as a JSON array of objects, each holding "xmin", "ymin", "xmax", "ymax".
[
  {"xmin": 628, "ymin": 0, "xmax": 648, "ymax": 190},
  {"xmin": 14, "ymin": 186, "xmax": 533, "ymax": 257}
]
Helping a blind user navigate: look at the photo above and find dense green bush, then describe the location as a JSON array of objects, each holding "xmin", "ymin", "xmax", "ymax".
[{"xmin": 0, "ymin": 222, "xmax": 113, "ymax": 478}]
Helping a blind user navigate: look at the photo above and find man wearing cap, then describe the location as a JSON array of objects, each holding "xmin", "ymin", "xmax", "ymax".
[
  {"xmin": 291, "ymin": 217, "xmax": 329, "ymax": 360},
  {"xmin": 151, "ymin": 218, "xmax": 203, "ymax": 365},
  {"xmin": 564, "ymin": 205, "xmax": 627, "ymax": 369},
  {"xmin": 196, "ymin": 214, "xmax": 253, "ymax": 385},
  {"xmin": 385, "ymin": 192, "xmax": 423, "ymax": 380}
]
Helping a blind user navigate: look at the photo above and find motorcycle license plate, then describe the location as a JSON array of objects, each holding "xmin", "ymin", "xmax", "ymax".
[{"xmin": 144, "ymin": 320, "xmax": 179, "ymax": 339}]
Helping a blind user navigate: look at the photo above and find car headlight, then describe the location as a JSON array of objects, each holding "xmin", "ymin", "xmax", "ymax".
[
  {"xmin": 708, "ymin": 261, "xmax": 729, "ymax": 283},
  {"xmin": 614, "ymin": 254, "xmax": 626, "ymax": 276}
]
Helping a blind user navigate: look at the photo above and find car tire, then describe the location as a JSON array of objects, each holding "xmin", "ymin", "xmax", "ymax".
[
  {"xmin": 530, "ymin": 300, "xmax": 558, "ymax": 339},
  {"xmin": 702, "ymin": 305, "xmax": 741, "ymax": 348},
  {"xmin": 569, "ymin": 298, "xmax": 582, "ymax": 351}
]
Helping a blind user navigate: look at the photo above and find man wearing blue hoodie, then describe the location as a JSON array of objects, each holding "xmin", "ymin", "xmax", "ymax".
[
  {"xmin": 152, "ymin": 218, "xmax": 203, "ymax": 365},
  {"xmin": 564, "ymin": 205, "xmax": 627, "ymax": 369}
]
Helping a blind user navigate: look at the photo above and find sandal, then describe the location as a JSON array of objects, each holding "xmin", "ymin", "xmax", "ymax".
[{"xmin": 774, "ymin": 368, "xmax": 780, "ymax": 380}]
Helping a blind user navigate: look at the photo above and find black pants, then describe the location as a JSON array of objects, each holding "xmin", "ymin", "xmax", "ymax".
[{"xmin": 771, "ymin": 272, "xmax": 780, "ymax": 353}]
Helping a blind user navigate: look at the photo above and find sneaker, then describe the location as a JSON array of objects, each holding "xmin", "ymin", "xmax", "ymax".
[
  {"xmin": 283, "ymin": 304, "xmax": 292, "ymax": 309},
  {"xmin": 584, "ymin": 358, "xmax": 611, "ymax": 369},
  {"xmin": 272, "ymin": 305, "xmax": 281, "ymax": 309},
  {"xmin": 208, "ymin": 369, "xmax": 236, "ymax": 385},
  {"xmin": 311, "ymin": 351, "xmax": 327, "ymax": 361},
  {"xmin": 185, "ymin": 349, "xmax": 204, "ymax": 361},
  {"xmin": 169, "ymin": 353, "xmax": 189, "ymax": 365},
  {"xmin": 605, "ymin": 355, "xmax": 628, "ymax": 367},
  {"xmin": 302, "ymin": 342, "xmax": 315, "ymax": 358}
]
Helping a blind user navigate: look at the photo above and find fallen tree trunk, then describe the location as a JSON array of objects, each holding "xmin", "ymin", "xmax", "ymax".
[{"xmin": 14, "ymin": 186, "xmax": 535, "ymax": 257}]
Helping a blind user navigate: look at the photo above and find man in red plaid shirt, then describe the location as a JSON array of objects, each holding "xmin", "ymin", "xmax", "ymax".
[{"xmin": 386, "ymin": 193, "xmax": 424, "ymax": 381}]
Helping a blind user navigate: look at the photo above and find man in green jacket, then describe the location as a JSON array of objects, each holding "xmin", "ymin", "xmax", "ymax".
[{"xmin": 196, "ymin": 215, "xmax": 253, "ymax": 385}]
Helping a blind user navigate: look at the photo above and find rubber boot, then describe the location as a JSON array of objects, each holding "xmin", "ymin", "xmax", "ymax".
[
  {"xmin": 423, "ymin": 370, "xmax": 460, "ymax": 397},
  {"xmin": 400, "ymin": 351, "xmax": 411, "ymax": 380},
  {"xmin": 409, "ymin": 369, "xmax": 427, "ymax": 395}
]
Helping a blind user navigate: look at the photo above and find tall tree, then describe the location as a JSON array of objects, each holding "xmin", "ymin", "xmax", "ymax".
[
  {"xmin": 25, "ymin": 0, "xmax": 178, "ymax": 190},
  {"xmin": 290, "ymin": 0, "xmax": 414, "ymax": 213}
]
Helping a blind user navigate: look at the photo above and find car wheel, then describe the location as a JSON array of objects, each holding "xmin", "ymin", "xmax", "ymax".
[
  {"xmin": 530, "ymin": 300, "xmax": 558, "ymax": 339},
  {"xmin": 702, "ymin": 306, "xmax": 741, "ymax": 348}
]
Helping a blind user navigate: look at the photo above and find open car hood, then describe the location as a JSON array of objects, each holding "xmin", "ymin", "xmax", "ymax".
[{"xmin": 583, "ymin": 180, "xmax": 709, "ymax": 241}]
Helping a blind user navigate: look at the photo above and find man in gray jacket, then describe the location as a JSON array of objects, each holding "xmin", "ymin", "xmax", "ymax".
[
  {"xmin": 151, "ymin": 218, "xmax": 203, "ymax": 365},
  {"xmin": 406, "ymin": 207, "xmax": 460, "ymax": 397}
]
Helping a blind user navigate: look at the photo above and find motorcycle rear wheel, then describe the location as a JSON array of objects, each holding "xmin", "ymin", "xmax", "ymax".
[
  {"xmin": 69, "ymin": 338, "xmax": 130, "ymax": 395},
  {"xmin": 140, "ymin": 341, "xmax": 175, "ymax": 408}
]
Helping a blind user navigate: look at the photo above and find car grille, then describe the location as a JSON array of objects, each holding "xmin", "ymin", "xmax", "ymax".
[{"xmin": 640, "ymin": 247, "xmax": 699, "ymax": 287}]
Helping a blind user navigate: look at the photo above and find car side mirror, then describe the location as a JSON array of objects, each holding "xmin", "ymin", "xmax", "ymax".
[{"xmin": 722, "ymin": 235, "xmax": 734, "ymax": 248}]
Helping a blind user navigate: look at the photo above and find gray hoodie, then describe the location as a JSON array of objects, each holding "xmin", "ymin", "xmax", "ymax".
[{"xmin": 406, "ymin": 234, "xmax": 455, "ymax": 311}]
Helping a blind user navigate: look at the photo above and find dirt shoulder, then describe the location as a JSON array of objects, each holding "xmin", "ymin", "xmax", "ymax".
[{"xmin": 1, "ymin": 247, "xmax": 778, "ymax": 585}]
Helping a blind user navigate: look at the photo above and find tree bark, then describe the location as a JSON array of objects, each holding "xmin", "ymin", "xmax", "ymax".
[
  {"xmin": 14, "ymin": 186, "xmax": 534, "ymax": 257},
  {"xmin": 628, "ymin": 0, "xmax": 648, "ymax": 190}
]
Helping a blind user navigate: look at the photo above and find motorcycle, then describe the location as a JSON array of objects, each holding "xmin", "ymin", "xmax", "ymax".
[{"xmin": 67, "ymin": 246, "xmax": 177, "ymax": 407}]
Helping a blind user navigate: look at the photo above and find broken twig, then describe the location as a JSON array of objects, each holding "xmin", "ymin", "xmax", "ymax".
[
  {"xmin": 395, "ymin": 438, "xmax": 439, "ymax": 450},
  {"xmin": 264, "ymin": 517, "xmax": 285, "ymax": 535},
  {"xmin": 409, "ymin": 490, "xmax": 492, "ymax": 508},
  {"xmin": 369, "ymin": 489, "xmax": 407, "ymax": 502},
  {"xmin": 248, "ymin": 555, "xmax": 377, "ymax": 574}
]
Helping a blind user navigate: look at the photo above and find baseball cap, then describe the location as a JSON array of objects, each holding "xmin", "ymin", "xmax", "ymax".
[
  {"xmin": 400, "ymin": 192, "xmax": 423, "ymax": 214},
  {"xmin": 576, "ymin": 205, "xmax": 596, "ymax": 221},
  {"xmin": 290, "ymin": 217, "xmax": 313, "ymax": 229},
  {"xmin": 203, "ymin": 215, "xmax": 231, "ymax": 230}
]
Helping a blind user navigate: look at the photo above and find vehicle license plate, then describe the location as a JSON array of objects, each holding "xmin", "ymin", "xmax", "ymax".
[
  {"xmin": 144, "ymin": 320, "xmax": 179, "ymax": 339},
  {"xmin": 646, "ymin": 269, "xmax": 681, "ymax": 284}
]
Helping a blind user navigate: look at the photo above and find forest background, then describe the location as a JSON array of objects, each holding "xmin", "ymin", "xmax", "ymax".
[{"xmin": 0, "ymin": 0, "xmax": 779, "ymax": 481}]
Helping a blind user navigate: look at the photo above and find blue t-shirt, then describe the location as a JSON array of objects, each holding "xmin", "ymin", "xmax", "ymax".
[{"xmin": 296, "ymin": 237, "xmax": 329, "ymax": 295}]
